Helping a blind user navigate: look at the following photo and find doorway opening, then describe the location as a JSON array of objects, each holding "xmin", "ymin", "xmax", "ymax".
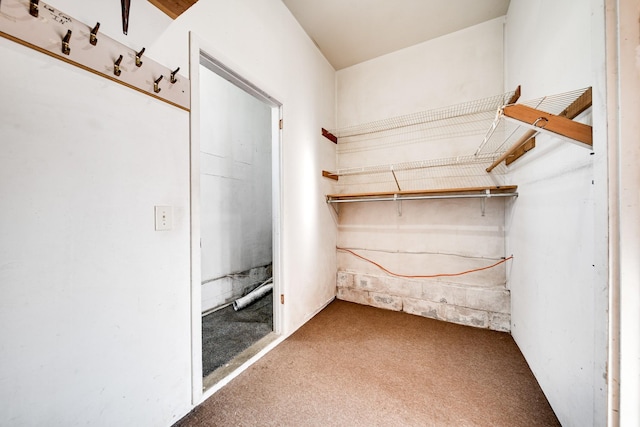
[{"xmin": 195, "ymin": 50, "xmax": 282, "ymax": 392}]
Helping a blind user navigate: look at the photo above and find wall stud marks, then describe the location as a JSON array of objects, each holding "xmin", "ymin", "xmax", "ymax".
[
  {"xmin": 154, "ymin": 75, "xmax": 163, "ymax": 93},
  {"xmin": 61, "ymin": 30, "xmax": 71, "ymax": 55},
  {"xmin": 170, "ymin": 67, "xmax": 180, "ymax": 84},
  {"xmin": 135, "ymin": 47, "xmax": 145, "ymax": 67},
  {"xmin": 114, "ymin": 55, "xmax": 123, "ymax": 76},
  {"xmin": 29, "ymin": 0, "xmax": 38, "ymax": 17},
  {"xmin": 89, "ymin": 22, "xmax": 100, "ymax": 46}
]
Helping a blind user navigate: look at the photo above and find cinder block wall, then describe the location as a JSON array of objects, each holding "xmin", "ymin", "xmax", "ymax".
[
  {"xmin": 334, "ymin": 197, "xmax": 511, "ymax": 332},
  {"xmin": 337, "ymin": 272, "xmax": 510, "ymax": 331}
]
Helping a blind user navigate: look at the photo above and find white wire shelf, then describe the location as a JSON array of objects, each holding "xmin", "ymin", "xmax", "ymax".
[
  {"xmin": 321, "ymin": 87, "xmax": 591, "ymax": 204},
  {"xmin": 331, "ymin": 153, "xmax": 501, "ymax": 177},
  {"xmin": 330, "ymin": 91, "xmax": 517, "ymax": 140},
  {"xmin": 323, "ymin": 91, "xmax": 520, "ymax": 199},
  {"xmin": 326, "ymin": 153, "xmax": 511, "ymax": 196}
]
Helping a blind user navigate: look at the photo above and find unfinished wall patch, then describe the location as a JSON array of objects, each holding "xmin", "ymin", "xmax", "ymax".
[{"xmin": 338, "ymin": 271, "xmax": 510, "ymax": 332}]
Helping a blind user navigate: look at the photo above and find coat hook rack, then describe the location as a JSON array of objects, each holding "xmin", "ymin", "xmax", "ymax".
[
  {"xmin": 154, "ymin": 75, "xmax": 163, "ymax": 93},
  {"xmin": 0, "ymin": 0, "xmax": 190, "ymax": 110},
  {"xmin": 170, "ymin": 67, "xmax": 179, "ymax": 84},
  {"xmin": 135, "ymin": 47, "xmax": 145, "ymax": 67},
  {"xmin": 114, "ymin": 54, "xmax": 123, "ymax": 76},
  {"xmin": 61, "ymin": 29, "xmax": 71, "ymax": 55},
  {"xmin": 29, "ymin": 0, "xmax": 38, "ymax": 17},
  {"xmin": 89, "ymin": 22, "xmax": 100, "ymax": 46}
]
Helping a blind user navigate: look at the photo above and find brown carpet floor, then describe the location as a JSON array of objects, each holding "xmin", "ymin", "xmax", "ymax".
[{"xmin": 176, "ymin": 300, "xmax": 559, "ymax": 427}]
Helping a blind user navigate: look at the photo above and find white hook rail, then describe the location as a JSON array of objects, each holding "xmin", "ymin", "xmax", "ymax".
[{"xmin": 0, "ymin": 0, "xmax": 190, "ymax": 111}]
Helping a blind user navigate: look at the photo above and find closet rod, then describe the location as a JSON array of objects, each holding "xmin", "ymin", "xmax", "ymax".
[{"xmin": 326, "ymin": 193, "xmax": 518, "ymax": 204}]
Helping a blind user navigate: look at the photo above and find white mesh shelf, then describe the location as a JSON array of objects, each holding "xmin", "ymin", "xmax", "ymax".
[
  {"xmin": 322, "ymin": 87, "xmax": 592, "ymax": 204},
  {"xmin": 330, "ymin": 91, "xmax": 517, "ymax": 139}
]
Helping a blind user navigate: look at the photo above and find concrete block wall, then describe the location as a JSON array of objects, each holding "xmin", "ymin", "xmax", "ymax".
[
  {"xmin": 334, "ymin": 195, "xmax": 510, "ymax": 332},
  {"xmin": 336, "ymin": 271, "xmax": 510, "ymax": 332}
]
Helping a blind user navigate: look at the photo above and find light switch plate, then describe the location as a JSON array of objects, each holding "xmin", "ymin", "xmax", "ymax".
[{"xmin": 154, "ymin": 206, "xmax": 173, "ymax": 231}]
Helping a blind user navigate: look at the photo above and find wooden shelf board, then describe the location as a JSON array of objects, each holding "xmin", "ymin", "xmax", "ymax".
[
  {"xmin": 503, "ymin": 104, "xmax": 593, "ymax": 147},
  {"xmin": 148, "ymin": 0, "xmax": 199, "ymax": 19},
  {"xmin": 326, "ymin": 185, "xmax": 518, "ymax": 201}
]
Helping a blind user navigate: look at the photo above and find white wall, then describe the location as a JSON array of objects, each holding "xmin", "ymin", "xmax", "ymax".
[
  {"xmin": 199, "ymin": 64, "xmax": 273, "ymax": 309},
  {"xmin": 608, "ymin": 0, "xmax": 640, "ymax": 423},
  {"xmin": 0, "ymin": 39, "xmax": 191, "ymax": 426},
  {"xmin": 333, "ymin": 18, "xmax": 511, "ymax": 330},
  {"xmin": 0, "ymin": 0, "xmax": 336, "ymax": 425},
  {"xmin": 337, "ymin": 17, "xmax": 506, "ymax": 126},
  {"xmin": 152, "ymin": 0, "xmax": 337, "ymax": 333},
  {"xmin": 504, "ymin": 1, "xmax": 608, "ymax": 425}
]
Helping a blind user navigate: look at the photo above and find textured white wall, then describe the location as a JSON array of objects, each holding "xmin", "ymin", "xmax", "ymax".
[
  {"xmin": 504, "ymin": 1, "xmax": 608, "ymax": 425},
  {"xmin": 0, "ymin": 0, "xmax": 336, "ymax": 425}
]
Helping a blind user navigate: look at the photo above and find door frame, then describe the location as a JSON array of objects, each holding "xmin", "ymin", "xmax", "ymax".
[{"xmin": 188, "ymin": 32, "xmax": 284, "ymax": 404}]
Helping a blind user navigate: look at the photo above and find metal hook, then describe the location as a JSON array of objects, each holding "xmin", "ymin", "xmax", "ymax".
[
  {"xmin": 135, "ymin": 47, "xmax": 145, "ymax": 67},
  {"xmin": 114, "ymin": 55, "xmax": 123, "ymax": 77},
  {"xmin": 170, "ymin": 67, "xmax": 180, "ymax": 84},
  {"xmin": 154, "ymin": 75, "xmax": 163, "ymax": 93},
  {"xmin": 90, "ymin": 22, "xmax": 100, "ymax": 46},
  {"xmin": 29, "ymin": 0, "xmax": 39, "ymax": 17},
  {"xmin": 62, "ymin": 30, "xmax": 72, "ymax": 55},
  {"xmin": 121, "ymin": 0, "xmax": 131, "ymax": 35}
]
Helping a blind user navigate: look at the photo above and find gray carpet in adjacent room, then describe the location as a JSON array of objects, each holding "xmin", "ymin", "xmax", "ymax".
[
  {"xmin": 201, "ymin": 292, "xmax": 273, "ymax": 378},
  {"xmin": 180, "ymin": 299, "xmax": 559, "ymax": 427}
]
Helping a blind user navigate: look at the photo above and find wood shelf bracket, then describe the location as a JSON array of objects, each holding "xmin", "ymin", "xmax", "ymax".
[
  {"xmin": 502, "ymin": 104, "xmax": 593, "ymax": 148},
  {"xmin": 322, "ymin": 128, "xmax": 338, "ymax": 144},
  {"xmin": 486, "ymin": 87, "xmax": 592, "ymax": 172},
  {"xmin": 505, "ymin": 138, "xmax": 536, "ymax": 166},
  {"xmin": 322, "ymin": 170, "xmax": 339, "ymax": 181},
  {"xmin": 506, "ymin": 85, "xmax": 522, "ymax": 105}
]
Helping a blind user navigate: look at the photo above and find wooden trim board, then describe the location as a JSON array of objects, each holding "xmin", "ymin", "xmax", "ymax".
[
  {"xmin": 326, "ymin": 185, "xmax": 518, "ymax": 201},
  {"xmin": 503, "ymin": 104, "xmax": 593, "ymax": 147}
]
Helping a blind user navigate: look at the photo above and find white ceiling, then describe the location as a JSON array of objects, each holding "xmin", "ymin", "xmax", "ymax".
[{"xmin": 282, "ymin": 0, "xmax": 511, "ymax": 70}]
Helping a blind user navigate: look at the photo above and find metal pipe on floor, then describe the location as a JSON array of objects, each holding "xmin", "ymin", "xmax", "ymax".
[{"xmin": 233, "ymin": 278, "xmax": 273, "ymax": 311}]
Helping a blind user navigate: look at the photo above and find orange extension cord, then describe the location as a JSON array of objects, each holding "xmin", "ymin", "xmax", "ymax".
[{"xmin": 337, "ymin": 247, "xmax": 513, "ymax": 279}]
